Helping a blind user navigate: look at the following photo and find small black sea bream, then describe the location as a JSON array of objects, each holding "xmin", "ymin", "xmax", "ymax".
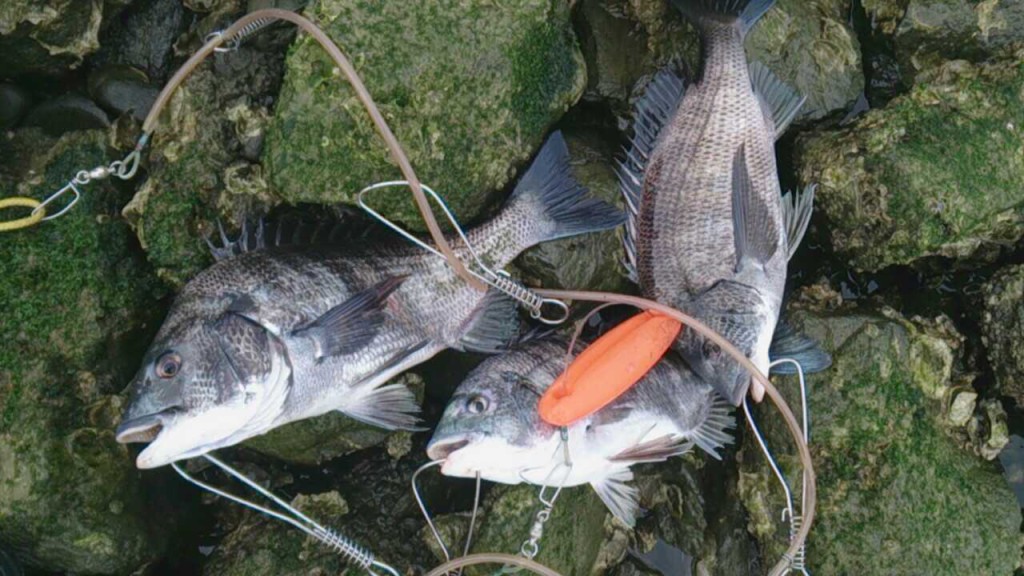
[
  {"xmin": 115, "ymin": 132, "xmax": 624, "ymax": 469},
  {"xmin": 618, "ymin": 0, "xmax": 829, "ymax": 406},
  {"xmin": 426, "ymin": 339, "xmax": 734, "ymax": 526}
]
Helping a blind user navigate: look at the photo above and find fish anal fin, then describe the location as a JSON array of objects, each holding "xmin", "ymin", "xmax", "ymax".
[
  {"xmin": 731, "ymin": 145, "xmax": 779, "ymax": 269},
  {"xmin": 292, "ymin": 276, "xmax": 407, "ymax": 359},
  {"xmin": 458, "ymin": 290, "xmax": 520, "ymax": 354},
  {"xmin": 591, "ymin": 467, "xmax": 642, "ymax": 527}
]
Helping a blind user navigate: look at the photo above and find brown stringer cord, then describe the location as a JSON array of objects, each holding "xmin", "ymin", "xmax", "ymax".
[{"xmin": 141, "ymin": 9, "xmax": 813, "ymax": 576}]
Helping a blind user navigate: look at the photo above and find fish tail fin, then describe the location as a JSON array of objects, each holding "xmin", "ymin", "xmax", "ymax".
[
  {"xmin": 671, "ymin": 0, "xmax": 775, "ymax": 36},
  {"xmin": 338, "ymin": 382, "xmax": 423, "ymax": 431},
  {"xmin": 510, "ymin": 131, "xmax": 625, "ymax": 245}
]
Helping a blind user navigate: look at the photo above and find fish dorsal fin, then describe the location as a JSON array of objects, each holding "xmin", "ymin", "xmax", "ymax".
[
  {"xmin": 731, "ymin": 145, "xmax": 780, "ymax": 269},
  {"xmin": 291, "ymin": 276, "xmax": 406, "ymax": 359},
  {"xmin": 609, "ymin": 434, "xmax": 694, "ymax": 464},
  {"xmin": 687, "ymin": 392, "xmax": 736, "ymax": 459},
  {"xmin": 591, "ymin": 467, "xmax": 641, "ymax": 527},
  {"xmin": 337, "ymin": 382, "xmax": 422, "ymax": 431},
  {"xmin": 619, "ymin": 67, "xmax": 687, "ymax": 282},
  {"xmin": 749, "ymin": 61, "xmax": 806, "ymax": 140},
  {"xmin": 768, "ymin": 320, "xmax": 832, "ymax": 374},
  {"xmin": 781, "ymin": 183, "xmax": 816, "ymax": 261},
  {"xmin": 458, "ymin": 290, "xmax": 520, "ymax": 354}
]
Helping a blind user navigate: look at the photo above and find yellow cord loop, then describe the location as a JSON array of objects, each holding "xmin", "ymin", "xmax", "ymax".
[{"xmin": 0, "ymin": 197, "xmax": 45, "ymax": 232}]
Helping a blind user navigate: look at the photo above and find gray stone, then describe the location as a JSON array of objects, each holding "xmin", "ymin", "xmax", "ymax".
[
  {"xmin": 87, "ymin": 64, "xmax": 159, "ymax": 121},
  {"xmin": 22, "ymin": 94, "xmax": 110, "ymax": 136},
  {"xmin": 981, "ymin": 264, "xmax": 1024, "ymax": 408},
  {"xmin": 0, "ymin": 84, "xmax": 31, "ymax": 130}
]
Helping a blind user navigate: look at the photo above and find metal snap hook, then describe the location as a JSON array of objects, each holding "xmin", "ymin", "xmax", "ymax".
[{"xmin": 31, "ymin": 180, "xmax": 82, "ymax": 222}]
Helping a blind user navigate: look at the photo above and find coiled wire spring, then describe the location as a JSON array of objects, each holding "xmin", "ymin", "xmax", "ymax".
[{"xmin": 206, "ymin": 17, "xmax": 274, "ymax": 52}]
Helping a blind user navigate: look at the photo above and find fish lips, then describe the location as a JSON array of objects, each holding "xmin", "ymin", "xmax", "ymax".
[
  {"xmin": 115, "ymin": 410, "xmax": 177, "ymax": 444},
  {"xmin": 426, "ymin": 437, "xmax": 472, "ymax": 462}
]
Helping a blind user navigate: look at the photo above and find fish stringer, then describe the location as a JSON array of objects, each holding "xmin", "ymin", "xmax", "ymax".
[{"xmin": 172, "ymin": 453, "xmax": 401, "ymax": 576}]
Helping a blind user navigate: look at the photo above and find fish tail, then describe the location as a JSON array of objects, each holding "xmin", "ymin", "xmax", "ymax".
[
  {"xmin": 509, "ymin": 131, "xmax": 625, "ymax": 245},
  {"xmin": 671, "ymin": 0, "xmax": 775, "ymax": 36}
]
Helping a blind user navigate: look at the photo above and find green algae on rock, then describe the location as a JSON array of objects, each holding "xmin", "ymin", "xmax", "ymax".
[
  {"xmin": 0, "ymin": 0, "xmax": 103, "ymax": 77},
  {"xmin": 795, "ymin": 55, "xmax": 1024, "ymax": 272},
  {"xmin": 0, "ymin": 130, "xmax": 171, "ymax": 574},
  {"xmin": 738, "ymin": 305, "xmax": 1021, "ymax": 575},
  {"xmin": 264, "ymin": 0, "xmax": 586, "ymax": 231},
  {"xmin": 467, "ymin": 484, "xmax": 613, "ymax": 576},
  {"xmin": 745, "ymin": 0, "xmax": 864, "ymax": 122},
  {"xmin": 243, "ymin": 372, "xmax": 424, "ymax": 465},
  {"xmin": 981, "ymin": 264, "xmax": 1024, "ymax": 408},
  {"xmin": 512, "ymin": 129, "xmax": 631, "ymax": 294}
]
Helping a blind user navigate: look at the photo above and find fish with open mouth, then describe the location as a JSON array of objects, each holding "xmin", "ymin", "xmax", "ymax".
[
  {"xmin": 115, "ymin": 132, "xmax": 625, "ymax": 469},
  {"xmin": 427, "ymin": 339, "xmax": 734, "ymax": 526},
  {"xmin": 618, "ymin": 0, "xmax": 830, "ymax": 406}
]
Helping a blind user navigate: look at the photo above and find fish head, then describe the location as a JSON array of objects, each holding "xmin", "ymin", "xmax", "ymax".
[
  {"xmin": 427, "ymin": 346, "xmax": 561, "ymax": 484},
  {"xmin": 677, "ymin": 328, "xmax": 751, "ymax": 405},
  {"xmin": 116, "ymin": 307, "xmax": 291, "ymax": 469}
]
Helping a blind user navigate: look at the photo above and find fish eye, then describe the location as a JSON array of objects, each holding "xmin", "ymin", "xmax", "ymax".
[
  {"xmin": 155, "ymin": 352, "xmax": 182, "ymax": 379},
  {"xmin": 702, "ymin": 340, "xmax": 721, "ymax": 360},
  {"xmin": 465, "ymin": 394, "xmax": 490, "ymax": 414}
]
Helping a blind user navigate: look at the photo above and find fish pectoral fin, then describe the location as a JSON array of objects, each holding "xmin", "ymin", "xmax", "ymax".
[
  {"xmin": 338, "ymin": 382, "xmax": 423, "ymax": 431},
  {"xmin": 750, "ymin": 61, "xmax": 806, "ymax": 139},
  {"xmin": 781, "ymin": 183, "xmax": 816, "ymax": 261},
  {"xmin": 731, "ymin": 145, "xmax": 780, "ymax": 269},
  {"xmin": 291, "ymin": 276, "xmax": 407, "ymax": 359},
  {"xmin": 768, "ymin": 320, "xmax": 833, "ymax": 375},
  {"xmin": 609, "ymin": 434, "xmax": 694, "ymax": 464},
  {"xmin": 457, "ymin": 290, "xmax": 521, "ymax": 354},
  {"xmin": 688, "ymin": 393, "xmax": 736, "ymax": 460},
  {"xmin": 591, "ymin": 467, "xmax": 642, "ymax": 528}
]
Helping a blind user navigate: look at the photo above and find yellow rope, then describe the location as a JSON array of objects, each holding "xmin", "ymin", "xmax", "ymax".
[{"xmin": 0, "ymin": 197, "xmax": 45, "ymax": 232}]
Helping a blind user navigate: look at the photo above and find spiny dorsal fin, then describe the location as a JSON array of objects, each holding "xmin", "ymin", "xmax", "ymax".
[
  {"xmin": 749, "ymin": 61, "xmax": 806, "ymax": 139},
  {"xmin": 458, "ymin": 290, "xmax": 520, "ymax": 354},
  {"xmin": 769, "ymin": 321, "xmax": 832, "ymax": 375},
  {"xmin": 619, "ymin": 67, "xmax": 687, "ymax": 281},
  {"xmin": 291, "ymin": 276, "xmax": 406, "ymax": 360},
  {"xmin": 731, "ymin": 145, "xmax": 779, "ymax": 269},
  {"xmin": 591, "ymin": 467, "xmax": 642, "ymax": 527},
  {"xmin": 782, "ymin": 183, "xmax": 816, "ymax": 261}
]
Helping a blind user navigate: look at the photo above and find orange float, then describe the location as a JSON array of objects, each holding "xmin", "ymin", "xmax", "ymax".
[{"xmin": 538, "ymin": 311, "xmax": 683, "ymax": 427}]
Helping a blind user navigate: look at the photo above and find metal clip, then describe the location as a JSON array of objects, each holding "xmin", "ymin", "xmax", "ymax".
[
  {"xmin": 412, "ymin": 460, "xmax": 482, "ymax": 575},
  {"xmin": 172, "ymin": 453, "xmax": 399, "ymax": 576},
  {"xmin": 206, "ymin": 17, "xmax": 274, "ymax": 53},
  {"xmin": 358, "ymin": 180, "xmax": 570, "ymax": 325}
]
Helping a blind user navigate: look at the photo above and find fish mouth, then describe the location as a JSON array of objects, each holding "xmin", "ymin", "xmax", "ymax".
[
  {"xmin": 115, "ymin": 409, "xmax": 178, "ymax": 444},
  {"xmin": 426, "ymin": 438, "xmax": 471, "ymax": 461}
]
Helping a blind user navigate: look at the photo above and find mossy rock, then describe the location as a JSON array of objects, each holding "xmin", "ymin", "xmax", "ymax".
[
  {"xmin": 795, "ymin": 55, "xmax": 1024, "ymax": 272},
  {"xmin": 615, "ymin": 0, "xmax": 862, "ymax": 121},
  {"xmin": 243, "ymin": 372, "xmax": 424, "ymax": 465},
  {"xmin": 201, "ymin": 491, "xmax": 351, "ymax": 576},
  {"xmin": 512, "ymin": 128, "xmax": 631, "ymax": 294},
  {"xmin": 0, "ymin": 0, "xmax": 103, "ymax": 77},
  {"xmin": 0, "ymin": 129, "xmax": 172, "ymax": 573},
  {"xmin": 263, "ymin": 0, "xmax": 586, "ymax": 232},
  {"xmin": 981, "ymin": 264, "xmax": 1024, "ymax": 408},
  {"xmin": 468, "ymin": 483, "xmax": 613, "ymax": 576},
  {"xmin": 738, "ymin": 305, "xmax": 1021, "ymax": 575}
]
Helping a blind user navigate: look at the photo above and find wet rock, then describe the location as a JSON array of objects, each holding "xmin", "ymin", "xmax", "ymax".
[
  {"xmin": 201, "ymin": 491, "xmax": 352, "ymax": 575},
  {"xmin": 981, "ymin": 264, "xmax": 1024, "ymax": 407},
  {"xmin": 745, "ymin": 0, "xmax": 864, "ymax": 122},
  {"xmin": 861, "ymin": 0, "xmax": 910, "ymax": 36},
  {"xmin": 87, "ymin": 65, "xmax": 159, "ymax": 121},
  {"xmin": 243, "ymin": 373, "xmax": 425, "ymax": 466},
  {"xmin": 894, "ymin": 0, "xmax": 1024, "ymax": 81},
  {"xmin": 738, "ymin": 304, "xmax": 1020, "ymax": 575},
  {"xmin": 467, "ymin": 483, "xmax": 615, "ymax": 575},
  {"xmin": 512, "ymin": 128, "xmax": 631, "ymax": 294},
  {"xmin": 795, "ymin": 55, "xmax": 1024, "ymax": 272},
  {"xmin": 0, "ymin": 0, "xmax": 103, "ymax": 77},
  {"xmin": 616, "ymin": 0, "xmax": 863, "ymax": 122},
  {"xmin": 0, "ymin": 84, "xmax": 31, "ymax": 130},
  {"xmin": 264, "ymin": 0, "xmax": 586, "ymax": 231},
  {"xmin": 0, "ymin": 129, "xmax": 173, "ymax": 574},
  {"xmin": 93, "ymin": 0, "xmax": 187, "ymax": 82},
  {"xmin": 122, "ymin": 16, "xmax": 292, "ymax": 286},
  {"xmin": 577, "ymin": 0, "xmax": 651, "ymax": 105},
  {"xmin": 21, "ymin": 93, "xmax": 110, "ymax": 136}
]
